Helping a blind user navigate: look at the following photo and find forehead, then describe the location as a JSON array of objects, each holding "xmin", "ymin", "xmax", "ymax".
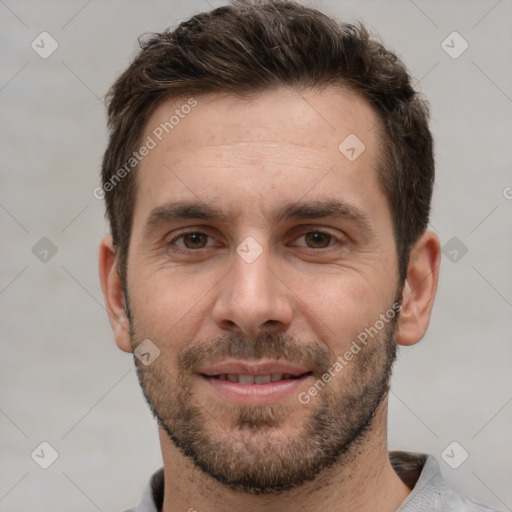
[
  {"xmin": 132, "ymin": 86, "xmax": 385, "ymax": 230},
  {"xmin": 143, "ymin": 86, "xmax": 379, "ymax": 158}
]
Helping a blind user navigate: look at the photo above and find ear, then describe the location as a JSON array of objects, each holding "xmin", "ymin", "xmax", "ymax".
[
  {"xmin": 98, "ymin": 235, "xmax": 133, "ymax": 353},
  {"xmin": 396, "ymin": 231, "xmax": 441, "ymax": 347}
]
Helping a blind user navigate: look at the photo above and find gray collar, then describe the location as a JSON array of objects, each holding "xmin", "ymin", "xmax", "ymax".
[{"xmin": 126, "ymin": 451, "xmax": 500, "ymax": 512}]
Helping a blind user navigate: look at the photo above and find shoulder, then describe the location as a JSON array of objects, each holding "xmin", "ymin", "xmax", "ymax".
[
  {"xmin": 440, "ymin": 491, "xmax": 503, "ymax": 511},
  {"xmin": 391, "ymin": 452, "xmax": 503, "ymax": 512}
]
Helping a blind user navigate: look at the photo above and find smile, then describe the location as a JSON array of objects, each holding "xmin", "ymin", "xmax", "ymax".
[
  {"xmin": 198, "ymin": 360, "xmax": 313, "ymax": 404},
  {"xmin": 208, "ymin": 373, "xmax": 309, "ymax": 384}
]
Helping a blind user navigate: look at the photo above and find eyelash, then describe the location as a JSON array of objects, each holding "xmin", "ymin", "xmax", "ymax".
[{"xmin": 166, "ymin": 229, "xmax": 342, "ymax": 253}]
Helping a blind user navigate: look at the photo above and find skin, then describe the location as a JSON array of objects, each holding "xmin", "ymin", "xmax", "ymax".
[{"xmin": 99, "ymin": 86, "xmax": 441, "ymax": 512}]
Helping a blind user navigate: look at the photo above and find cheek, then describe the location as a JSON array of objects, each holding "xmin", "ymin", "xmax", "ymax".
[
  {"xmin": 294, "ymin": 271, "xmax": 388, "ymax": 346},
  {"xmin": 129, "ymin": 266, "xmax": 218, "ymax": 348}
]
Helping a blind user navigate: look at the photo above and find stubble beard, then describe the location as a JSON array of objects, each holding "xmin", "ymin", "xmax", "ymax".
[{"xmin": 130, "ymin": 304, "xmax": 399, "ymax": 495}]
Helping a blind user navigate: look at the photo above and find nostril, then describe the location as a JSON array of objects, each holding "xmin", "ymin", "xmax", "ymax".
[{"xmin": 219, "ymin": 319, "xmax": 237, "ymax": 329}]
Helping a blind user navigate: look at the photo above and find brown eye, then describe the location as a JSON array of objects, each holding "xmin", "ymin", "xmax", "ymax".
[
  {"xmin": 180, "ymin": 233, "xmax": 209, "ymax": 249},
  {"xmin": 303, "ymin": 232, "xmax": 333, "ymax": 248}
]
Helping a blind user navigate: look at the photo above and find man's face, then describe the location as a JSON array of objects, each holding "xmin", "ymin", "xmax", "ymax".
[{"xmin": 125, "ymin": 86, "xmax": 401, "ymax": 493}]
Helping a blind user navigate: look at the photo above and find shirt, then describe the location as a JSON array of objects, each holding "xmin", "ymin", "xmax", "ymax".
[{"xmin": 124, "ymin": 451, "xmax": 502, "ymax": 512}]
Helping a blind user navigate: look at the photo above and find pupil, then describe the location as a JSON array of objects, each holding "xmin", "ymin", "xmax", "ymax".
[
  {"xmin": 185, "ymin": 233, "xmax": 205, "ymax": 248},
  {"xmin": 307, "ymin": 232, "xmax": 330, "ymax": 248}
]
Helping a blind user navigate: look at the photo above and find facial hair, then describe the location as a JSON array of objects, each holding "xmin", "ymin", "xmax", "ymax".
[{"xmin": 130, "ymin": 301, "xmax": 399, "ymax": 495}]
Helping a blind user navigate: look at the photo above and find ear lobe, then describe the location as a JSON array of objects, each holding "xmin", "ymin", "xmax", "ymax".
[
  {"xmin": 396, "ymin": 231, "xmax": 441, "ymax": 347},
  {"xmin": 98, "ymin": 235, "xmax": 133, "ymax": 353}
]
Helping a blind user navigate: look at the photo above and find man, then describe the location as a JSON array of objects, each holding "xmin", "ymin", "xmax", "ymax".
[{"xmin": 98, "ymin": 1, "xmax": 500, "ymax": 511}]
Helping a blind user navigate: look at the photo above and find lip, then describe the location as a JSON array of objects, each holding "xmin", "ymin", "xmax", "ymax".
[{"xmin": 197, "ymin": 359, "xmax": 312, "ymax": 405}]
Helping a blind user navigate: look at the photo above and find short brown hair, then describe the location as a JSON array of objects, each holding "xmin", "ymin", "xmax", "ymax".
[{"xmin": 101, "ymin": 0, "xmax": 434, "ymax": 285}]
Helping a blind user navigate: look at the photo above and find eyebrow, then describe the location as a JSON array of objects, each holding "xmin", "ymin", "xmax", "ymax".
[{"xmin": 143, "ymin": 199, "xmax": 373, "ymax": 238}]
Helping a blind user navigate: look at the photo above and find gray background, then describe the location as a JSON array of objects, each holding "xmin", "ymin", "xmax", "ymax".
[{"xmin": 1, "ymin": 0, "xmax": 511, "ymax": 510}]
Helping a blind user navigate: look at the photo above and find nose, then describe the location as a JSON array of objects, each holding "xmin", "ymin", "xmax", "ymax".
[{"xmin": 211, "ymin": 244, "xmax": 294, "ymax": 338}]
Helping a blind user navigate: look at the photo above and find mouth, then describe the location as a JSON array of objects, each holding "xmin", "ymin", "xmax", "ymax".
[
  {"xmin": 198, "ymin": 360, "xmax": 314, "ymax": 404},
  {"xmin": 206, "ymin": 372, "xmax": 311, "ymax": 384}
]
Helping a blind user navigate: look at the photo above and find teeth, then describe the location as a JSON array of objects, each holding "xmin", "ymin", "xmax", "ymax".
[
  {"xmin": 211, "ymin": 373, "xmax": 299, "ymax": 383},
  {"xmin": 254, "ymin": 375, "xmax": 271, "ymax": 384},
  {"xmin": 239, "ymin": 375, "xmax": 255, "ymax": 384}
]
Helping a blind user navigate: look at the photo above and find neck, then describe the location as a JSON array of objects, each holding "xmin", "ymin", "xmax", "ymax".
[{"xmin": 160, "ymin": 399, "xmax": 410, "ymax": 512}]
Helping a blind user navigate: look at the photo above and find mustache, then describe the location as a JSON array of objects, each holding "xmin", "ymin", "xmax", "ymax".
[{"xmin": 177, "ymin": 332, "xmax": 332, "ymax": 376}]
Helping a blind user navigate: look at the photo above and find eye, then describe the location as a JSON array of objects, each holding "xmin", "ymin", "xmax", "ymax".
[
  {"xmin": 293, "ymin": 231, "xmax": 337, "ymax": 249},
  {"xmin": 170, "ymin": 232, "xmax": 215, "ymax": 250}
]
